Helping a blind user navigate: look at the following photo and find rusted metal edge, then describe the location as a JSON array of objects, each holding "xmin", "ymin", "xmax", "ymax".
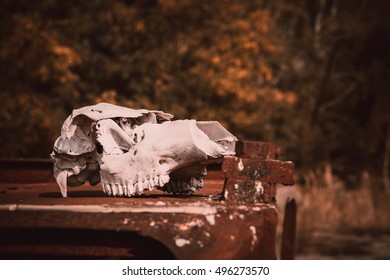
[
  {"xmin": 221, "ymin": 156, "xmax": 294, "ymax": 185},
  {"xmin": 235, "ymin": 141, "xmax": 283, "ymax": 159},
  {"xmin": 0, "ymin": 203, "xmax": 218, "ymax": 215},
  {"xmin": 0, "ymin": 158, "xmax": 53, "ymax": 167},
  {"xmin": 0, "ymin": 201, "xmax": 275, "ymax": 214},
  {"xmin": 281, "ymin": 198, "xmax": 297, "ymax": 260},
  {"xmin": 0, "ymin": 203, "xmax": 278, "ymax": 260},
  {"xmin": 0, "ymin": 158, "xmax": 54, "ymax": 184}
]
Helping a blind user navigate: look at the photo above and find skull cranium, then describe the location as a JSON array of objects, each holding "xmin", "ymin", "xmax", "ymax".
[{"xmin": 51, "ymin": 103, "xmax": 237, "ymax": 197}]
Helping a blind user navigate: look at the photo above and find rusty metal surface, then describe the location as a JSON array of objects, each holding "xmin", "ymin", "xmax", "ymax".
[
  {"xmin": 0, "ymin": 141, "xmax": 294, "ymax": 260},
  {"xmin": 0, "ymin": 180, "xmax": 277, "ymax": 259},
  {"xmin": 0, "ymin": 158, "xmax": 54, "ymax": 184},
  {"xmin": 222, "ymin": 157, "xmax": 294, "ymax": 185},
  {"xmin": 235, "ymin": 141, "xmax": 283, "ymax": 159},
  {"xmin": 281, "ymin": 198, "xmax": 297, "ymax": 260},
  {"xmin": 221, "ymin": 146, "xmax": 294, "ymax": 205}
]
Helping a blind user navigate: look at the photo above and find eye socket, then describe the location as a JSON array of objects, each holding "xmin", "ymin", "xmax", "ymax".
[
  {"xmin": 159, "ymin": 159, "xmax": 167, "ymax": 165},
  {"xmin": 95, "ymin": 142, "xmax": 103, "ymax": 154}
]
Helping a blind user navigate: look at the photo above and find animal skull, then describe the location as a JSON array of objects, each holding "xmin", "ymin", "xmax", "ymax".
[{"xmin": 51, "ymin": 103, "xmax": 237, "ymax": 197}]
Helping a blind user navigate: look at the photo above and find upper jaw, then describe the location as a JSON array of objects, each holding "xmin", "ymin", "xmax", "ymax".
[{"xmin": 97, "ymin": 120, "xmax": 230, "ymax": 197}]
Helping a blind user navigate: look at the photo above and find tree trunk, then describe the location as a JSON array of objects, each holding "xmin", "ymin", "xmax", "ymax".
[{"xmin": 383, "ymin": 123, "xmax": 390, "ymax": 193}]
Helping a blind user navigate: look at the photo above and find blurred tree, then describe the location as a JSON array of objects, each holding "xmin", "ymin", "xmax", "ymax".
[
  {"xmin": 0, "ymin": 0, "xmax": 389, "ymax": 186},
  {"xmin": 269, "ymin": 0, "xmax": 390, "ymax": 185},
  {"xmin": 0, "ymin": 0, "xmax": 82, "ymax": 156}
]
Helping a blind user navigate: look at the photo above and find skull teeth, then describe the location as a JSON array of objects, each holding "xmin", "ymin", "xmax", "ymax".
[
  {"xmin": 112, "ymin": 184, "xmax": 118, "ymax": 196},
  {"xmin": 161, "ymin": 174, "xmax": 170, "ymax": 184},
  {"xmin": 158, "ymin": 176, "xmax": 203, "ymax": 195},
  {"xmin": 190, "ymin": 177, "xmax": 204, "ymax": 188},
  {"xmin": 102, "ymin": 176, "xmax": 203, "ymax": 196},
  {"xmin": 102, "ymin": 174, "xmax": 170, "ymax": 197},
  {"xmin": 148, "ymin": 179, "xmax": 155, "ymax": 190},
  {"xmin": 103, "ymin": 184, "xmax": 112, "ymax": 196},
  {"xmin": 154, "ymin": 176, "xmax": 160, "ymax": 186}
]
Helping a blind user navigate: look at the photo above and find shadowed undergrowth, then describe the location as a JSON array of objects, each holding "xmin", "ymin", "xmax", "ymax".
[{"xmin": 277, "ymin": 182, "xmax": 390, "ymax": 259}]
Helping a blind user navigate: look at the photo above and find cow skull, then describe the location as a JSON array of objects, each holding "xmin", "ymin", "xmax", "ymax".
[{"xmin": 51, "ymin": 103, "xmax": 237, "ymax": 197}]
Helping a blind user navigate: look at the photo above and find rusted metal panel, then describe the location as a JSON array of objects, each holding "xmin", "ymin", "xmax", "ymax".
[
  {"xmin": 281, "ymin": 198, "xmax": 297, "ymax": 260},
  {"xmin": 0, "ymin": 181, "xmax": 277, "ymax": 260},
  {"xmin": 223, "ymin": 180, "xmax": 275, "ymax": 204},
  {"xmin": 0, "ymin": 159, "xmax": 54, "ymax": 184},
  {"xmin": 235, "ymin": 141, "xmax": 282, "ymax": 159},
  {"xmin": 0, "ymin": 227, "xmax": 176, "ymax": 259},
  {"xmin": 221, "ymin": 156, "xmax": 294, "ymax": 185},
  {"xmin": 0, "ymin": 139, "xmax": 295, "ymax": 260}
]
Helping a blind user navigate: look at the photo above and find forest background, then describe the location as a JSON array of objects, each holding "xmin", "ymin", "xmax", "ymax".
[
  {"xmin": 1, "ymin": 0, "xmax": 389, "ymax": 189},
  {"xmin": 1, "ymin": 0, "xmax": 390, "ymax": 258}
]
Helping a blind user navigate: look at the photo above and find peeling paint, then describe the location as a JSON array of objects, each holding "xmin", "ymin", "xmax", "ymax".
[
  {"xmin": 175, "ymin": 238, "xmax": 191, "ymax": 247},
  {"xmin": 0, "ymin": 203, "xmax": 218, "ymax": 216},
  {"xmin": 255, "ymin": 181, "xmax": 264, "ymax": 194},
  {"xmin": 249, "ymin": 225, "xmax": 258, "ymax": 250},
  {"xmin": 154, "ymin": 201, "xmax": 167, "ymax": 206},
  {"xmin": 178, "ymin": 219, "xmax": 204, "ymax": 231},
  {"xmin": 238, "ymin": 159, "xmax": 244, "ymax": 171},
  {"xmin": 205, "ymin": 214, "xmax": 216, "ymax": 225}
]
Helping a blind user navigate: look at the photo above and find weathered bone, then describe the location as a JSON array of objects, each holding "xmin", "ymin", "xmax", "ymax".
[
  {"xmin": 159, "ymin": 163, "xmax": 207, "ymax": 194},
  {"xmin": 97, "ymin": 120, "xmax": 229, "ymax": 197},
  {"xmin": 51, "ymin": 103, "xmax": 237, "ymax": 197}
]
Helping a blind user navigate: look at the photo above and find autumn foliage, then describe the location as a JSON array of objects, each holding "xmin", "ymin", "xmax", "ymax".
[{"xmin": 0, "ymin": 0, "xmax": 389, "ymax": 186}]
